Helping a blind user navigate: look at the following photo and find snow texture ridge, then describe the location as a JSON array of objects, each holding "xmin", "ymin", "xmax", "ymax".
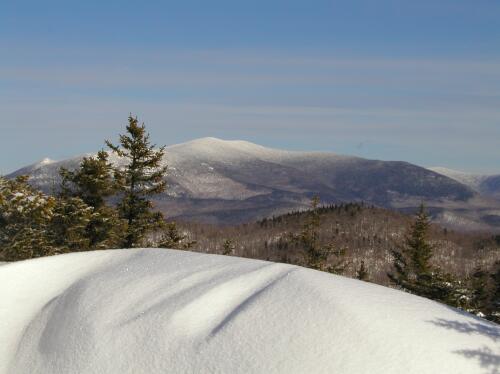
[{"xmin": 1, "ymin": 249, "xmax": 499, "ymax": 374}]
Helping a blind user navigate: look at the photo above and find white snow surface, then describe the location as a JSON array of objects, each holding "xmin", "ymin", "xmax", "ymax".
[{"xmin": 1, "ymin": 249, "xmax": 499, "ymax": 374}]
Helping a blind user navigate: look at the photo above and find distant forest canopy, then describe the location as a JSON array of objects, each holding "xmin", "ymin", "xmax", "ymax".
[{"xmin": 172, "ymin": 202, "xmax": 500, "ymax": 283}]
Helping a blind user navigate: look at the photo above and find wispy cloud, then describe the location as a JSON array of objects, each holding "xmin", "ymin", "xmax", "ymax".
[{"xmin": 1, "ymin": 48, "xmax": 499, "ymax": 174}]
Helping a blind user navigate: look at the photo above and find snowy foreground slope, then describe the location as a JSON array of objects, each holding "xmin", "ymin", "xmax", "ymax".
[{"xmin": 1, "ymin": 249, "xmax": 499, "ymax": 374}]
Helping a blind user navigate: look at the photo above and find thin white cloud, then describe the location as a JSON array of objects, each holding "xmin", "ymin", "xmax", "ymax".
[{"xmin": 1, "ymin": 48, "xmax": 499, "ymax": 174}]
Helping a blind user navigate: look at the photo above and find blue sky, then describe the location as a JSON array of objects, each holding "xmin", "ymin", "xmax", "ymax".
[{"xmin": 1, "ymin": 0, "xmax": 499, "ymax": 174}]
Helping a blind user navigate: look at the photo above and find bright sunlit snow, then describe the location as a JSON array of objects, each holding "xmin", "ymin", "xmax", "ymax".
[{"xmin": 1, "ymin": 249, "xmax": 498, "ymax": 374}]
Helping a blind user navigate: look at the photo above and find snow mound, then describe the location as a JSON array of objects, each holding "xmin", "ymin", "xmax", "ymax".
[{"xmin": 1, "ymin": 249, "xmax": 498, "ymax": 374}]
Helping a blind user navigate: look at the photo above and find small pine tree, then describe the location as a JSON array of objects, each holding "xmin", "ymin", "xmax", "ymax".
[
  {"xmin": 48, "ymin": 197, "xmax": 93, "ymax": 252},
  {"xmin": 356, "ymin": 260, "xmax": 369, "ymax": 281},
  {"xmin": 158, "ymin": 222, "xmax": 196, "ymax": 250},
  {"xmin": 222, "ymin": 239, "xmax": 235, "ymax": 255},
  {"xmin": 464, "ymin": 262, "xmax": 500, "ymax": 322},
  {"xmin": 468, "ymin": 268, "xmax": 491, "ymax": 315},
  {"xmin": 59, "ymin": 150, "xmax": 125, "ymax": 248},
  {"xmin": 0, "ymin": 176, "xmax": 56, "ymax": 260},
  {"xmin": 388, "ymin": 204, "xmax": 459, "ymax": 305},
  {"xmin": 106, "ymin": 115, "xmax": 167, "ymax": 248},
  {"xmin": 292, "ymin": 196, "xmax": 346, "ymax": 274},
  {"xmin": 490, "ymin": 262, "xmax": 500, "ymax": 322},
  {"xmin": 59, "ymin": 150, "xmax": 117, "ymax": 209}
]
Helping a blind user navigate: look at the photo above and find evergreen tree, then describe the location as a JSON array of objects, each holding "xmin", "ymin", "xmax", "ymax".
[
  {"xmin": 59, "ymin": 151, "xmax": 125, "ymax": 248},
  {"xmin": 464, "ymin": 262, "xmax": 500, "ymax": 322},
  {"xmin": 48, "ymin": 197, "xmax": 93, "ymax": 252},
  {"xmin": 106, "ymin": 115, "xmax": 167, "ymax": 248},
  {"xmin": 490, "ymin": 262, "xmax": 500, "ymax": 322},
  {"xmin": 356, "ymin": 260, "xmax": 369, "ymax": 281},
  {"xmin": 59, "ymin": 150, "xmax": 117, "ymax": 209},
  {"xmin": 222, "ymin": 238, "xmax": 235, "ymax": 255},
  {"xmin": 292, "ymin": 196, "xmax": 346, "ymax": 274},
  {"xmin": 388, "ymin": 204, "xmax": 459, "ymax": 305},
  {"xmin": 0, "ymin": 176, "xmax": 56, "ymax": 260},
  {"xmin": 467, "ymin": 267, "xmax": 491, "ymax": 316},
  {"xmin": 158, "ymin": 222, "xmax": 196, "ymax": 250}
]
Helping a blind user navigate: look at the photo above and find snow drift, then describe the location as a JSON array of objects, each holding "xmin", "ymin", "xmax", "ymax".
[{"xmin": 1, "ymin": 249, "xmax": 498, "ymax": 374}]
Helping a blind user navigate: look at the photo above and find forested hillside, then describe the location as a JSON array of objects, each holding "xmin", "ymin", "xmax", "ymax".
[{"xmin": 172, "ymin": 203, "xmax": 500, "ymax": 285}]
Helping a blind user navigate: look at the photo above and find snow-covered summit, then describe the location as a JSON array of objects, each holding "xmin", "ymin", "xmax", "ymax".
[
  {"xmin": 1, "ymin": 249, "xmax": 498, "ymax": 373},
  {"xmin": 165, "ymin": 137, "xmax": 323, "ymax": 164},
  {"xmin": 38, "ymin": 157, "xmax": 55, "ymax": 166}
]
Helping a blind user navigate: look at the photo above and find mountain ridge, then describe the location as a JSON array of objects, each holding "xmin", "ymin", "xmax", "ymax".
[
  {"xmin": 429, "ymin": 166, "xmax": 500, "ymax": 200},
  {"xmin": 7, "ymin": 137, "xmax": 500, "ymax": 231}
]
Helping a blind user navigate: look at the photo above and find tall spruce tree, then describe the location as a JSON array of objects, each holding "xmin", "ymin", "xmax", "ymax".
[
  {"xmin": 59, "ymin": 150, "xmax": 124, "ymax": 248},
  {"xmin": 388, "ymin": 204, "xmax": 459, "ymax": 305},
  {"xmin": 292, "ymin": 196, "xmax": 346, "ymax": 274},
  {"xmin": 106, "ymin": 115, "xmax": 167, "ymax": 248},
  {"xmin": 490, "ymin": 262, "xmax": 500, "ymax": 322}
]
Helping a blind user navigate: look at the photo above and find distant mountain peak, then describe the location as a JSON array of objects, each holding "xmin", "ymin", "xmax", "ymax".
[
  {"xmin": 39, "ymin": 157, "xmax": 55, "ymax": 166},
  {"xmin": 166, "ymin": 137, "xmax": 295, "ymax": 163},
  {"xmin": 172, "ymin": 137, "xmax": 270, "ymax": 149}
]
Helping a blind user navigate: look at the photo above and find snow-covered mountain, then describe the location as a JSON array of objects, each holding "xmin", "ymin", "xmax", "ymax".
[
  {"xmin": 428, "ymin": 167, "xmax": 489, "ymax": 191},
  {"xmin": 429, "ymin": 166, "xmax": 500, "ymax": 200},
  {"xmin": 1, "ymin": 249, "xmax": 498, "ymax": 374},
  {"xmin": 7, "ymin": 138, "xmax": 500, "ymax": 230}
]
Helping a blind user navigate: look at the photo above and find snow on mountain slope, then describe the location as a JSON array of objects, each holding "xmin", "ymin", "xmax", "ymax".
[
  {"xmin": 428, "ymin": 167, "xmax": 490, "ymax": 191},
  {"xmin": 10, "ymin": 138, "xmax": 498, "ymax": 229},
  {"xmin": 430, "ymin": 167, "xmax": 500, "ymax": 202},
  {"xmin": 8, "ymin": 137, "xmax": 474, "ymax": 200},
  {"xmin": 1, "ymin": 249, "xmax": 498, "ymax": 374},
  {"xmin": 166, "ymin": 137, "xmax": 298, "ymax": 162}
]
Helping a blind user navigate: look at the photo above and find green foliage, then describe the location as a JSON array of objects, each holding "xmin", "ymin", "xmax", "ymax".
[
  {"xmin": 106, "ymin": 115, "xmax": 167, "ymax": 248},
  {"xmin": 49, "ymin": 197, "xmax": 93, "ymax": 251},
  {"xmin": 291, "ymin": 196, "xmax": 347, "ymax": 274},
  {"xmin": 466, "ymin": 262, "xmax": 500, "ymax": 323},
  {"xmin": 0, "ymin": 176, "xmax": 57, "ymax": 260},
  {"xmin": 222, "ymin": 239, "xmax": 235, "ymax": 255},
  {"xmin": 1, "ymin": 115, "xmax": 171, "ymax": 259},
  {"xmin": 158, "ymin": 222, "xmax": 196, "ymax": 250},
  {"xmin": 356, "ymin": 260, "xmax": 369, "ymax": 281},
  {"xmin": 491, "ymin": 262, "xmax": 500, "ymax": 322},
  {"xmin": 84, "ymin": 206, "xmax": 126, "ymax": 249},
  {"xmin": 59, "ymin": 151, "xmax": 125, "ymax": 249},
  {"xmin": 0, "ymin": 176, "xmax": 103, "ymax": 260},
  {"xmin": 387, "ymin": 204, "xmax": 462, "ymax": 306},
  {"xmin": 59, "ymin": 150, "xmax": 117, "ymax": 209}
]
